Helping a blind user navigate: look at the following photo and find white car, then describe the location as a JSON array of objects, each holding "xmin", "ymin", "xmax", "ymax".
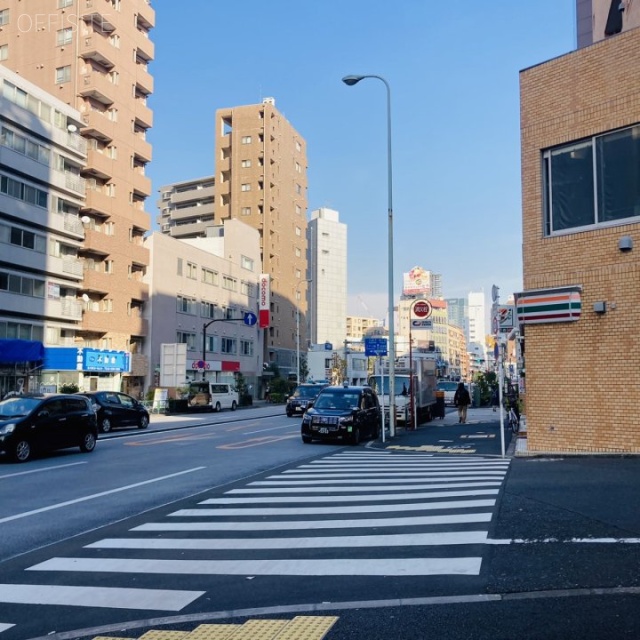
[{"xmin": 437, "ymin": 380, "xmax": 466, "ymax": 406}]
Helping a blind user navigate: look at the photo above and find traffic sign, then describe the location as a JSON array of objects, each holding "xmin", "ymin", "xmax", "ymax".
[
  {"xmin": 364, "ymin": 337, "xmax": 388, "ymax": 357},
  {"xmin": 243, "ymin": 312, "xmax": 257, "ymax": 326},
  {"xmin": 411, "ymin": 299, "xmax": 432, "ymax": 319}
]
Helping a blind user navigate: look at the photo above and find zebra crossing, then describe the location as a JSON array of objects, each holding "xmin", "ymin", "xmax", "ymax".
[{"xmin": 0, "ymin": 451, "xmax": 510, "ymax": 635}]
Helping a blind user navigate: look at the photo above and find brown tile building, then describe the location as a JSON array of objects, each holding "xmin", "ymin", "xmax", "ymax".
[
  {"xmin": 519, "ymin": 24, "xmax": 640, "ymax": 453},
  {"xmin": 214, "ymin": 98, "xmax": 308, "ymax": 373},
  {"xmin": 0, "ymin": 0, "xmax": 154, "ymax": 395}
]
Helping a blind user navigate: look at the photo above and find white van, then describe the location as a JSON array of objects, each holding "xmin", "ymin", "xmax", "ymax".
[{"xmin": 187, "ymin": 381, "xmax": 238, "ymax": 412}]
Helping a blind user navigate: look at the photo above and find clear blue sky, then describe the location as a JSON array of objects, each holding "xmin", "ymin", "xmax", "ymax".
[{"xmin": 148, "ymin": 0, "xmax": 576, "ymax": 319}]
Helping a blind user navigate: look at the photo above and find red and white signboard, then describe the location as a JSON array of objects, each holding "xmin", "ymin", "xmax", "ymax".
[
  {"xmin": 411, "ymin": 299, "xmax": 432, "ymax": 319},
  {"xmin": 259, "ymin": 273, "xmax": 270, "ymax": 328}
]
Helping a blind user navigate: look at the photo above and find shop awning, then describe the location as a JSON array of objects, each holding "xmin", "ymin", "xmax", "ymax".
[{"xmin": 0, "ymin": 339, "xmax": 45, "ymax": 364}]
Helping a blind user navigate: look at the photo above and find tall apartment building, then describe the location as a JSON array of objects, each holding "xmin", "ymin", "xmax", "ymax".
[
  {"xmin": 157, "ymin": 176, "xmax": 215, "ymax": 238},
  {"xmin": 0, "ymin": 0, "xmax": 155, "ymax": 395},
  {"xmin": 308, "ymin": 207, "xmax": 347, "ymax": 349},
  {"xmin": 576, "ymin": 0, "xmax": 640, "ymax": 48},
  {"xmin": 214, "ymin": 98, "xmax": 308, "ymax": 374},
  {"xmin": 467, "ymin": 291, "xmax": 487, "ymax": 364},
  {"xmin": 346, "ymin": 316, "xmax": 383, "ymax": 342},
  {"xmin": 517, "ymin": 2, "xmax": 640, "ymax": 453},
  {"xmin": 446, "ymin": 297, "xmax": 468, "ymax": 334},
  {"xmin": 0, "ymin": 65, "xmax": 86, "ymax": 395}
]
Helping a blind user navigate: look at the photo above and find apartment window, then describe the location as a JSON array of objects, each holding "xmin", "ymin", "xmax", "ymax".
[
  {"xmin": 0, "ymin": 271, "xmax": 45, "ymax": 298},
  {"xmin": 241, "ymin": 207, "xmax": 251, "ymax": 216},
  {"xmin": 177, "ymin": 295, "xmax": 197, "ymax": 315},
  {"xmin": 295, "ymin": 226, "xmax": 301, "ymax": 237},
  {"xmin": 0, "ymin": 44, "xmax": 7, "ymax": 61},
  {"xmin": 241, "ymin": 281, "xmax": 253, "ymax": 297},
  {"xmin": 177, "ymin": 258, "xmax": 183, "ymax": 276},
  {"xmin": 0, "ymin": 9, "xmax": 8, "ymax": 25},
  {"xmin": 58, "ymin": 0, "xmax": 73, "ymax": 7},
  {"xmin": 543, "ymin": 123, "xmax": 640, "ymax": 235},
  {"xmin": 295, "ymin": 161, "xmax": 301, "ymax": 173},
  {"xmin": 5, "ymin": 225, "xmax": 45, "ymax": 253},
  {"xmin": 241, "ymin": 136, "xmax": 252, "ymax": 144},
  {"xmin": 241, "ymin": 255, "xmax": 254, "ymax": 271},
  {"xmin": 56, "ymin": 28, "xmax": 73, "ymax": 46},
  {"xmin": 295, "ymin": 204, "xmax": 301, "ymax": 215},
  {"xmin": 295, "ymin": 183, "xmax": 302, "ymax": 195},
  {"xmin": 295, "ymin": 140, "xmax": 301, "ymax": 152},
  {"xmin": 225, "ymin": 307, "xmax": 235, "ymax": 320},
  {"xmin": 295, "ymin": 269, "xmax": 301, "ymax": 279},
  {"xmin": 295, "ymin": 247, "xmax": 301, "ymax": 258},
  {"xmin": 241, "ymin": 183, "xmax": 251, "ymax": 192},
  {"xmin": 201, "ymin": 301, "xmax": 215, "ymax": 319},
  {"xmin": 202, "ymin": 268, "xmax": 218, "ymax": 285},
  {"xmin": 55, "ymin": 66, "xmax": 71, "ymax": 84},
  {"xmin": 0, "ymin": 175, "xmax": 47, "ymax": 208},
  {"xmin": 240, "ymin": 340, "xmax": 254, "ymax": 356},
  {"xmin": 222, "ymin": 276, "xmax": 237, "ymax": 291},
  {"xmin": 102, "ymin": 299, "xmax": 113, "ymax": 312},
  {"xmin": 186, "ymin": 261, "xmax": 197, "ymax": 279},
  {"xmin": 241, "ymin": 159, "xmax": 251, "ymax": 168},
  {"xmin": 177, "ymin": 331, "xmax": 197, "ymax": 350},
  {"xmin": 221, "ymin": 338, "xmax": 237, "ymax": 355}
]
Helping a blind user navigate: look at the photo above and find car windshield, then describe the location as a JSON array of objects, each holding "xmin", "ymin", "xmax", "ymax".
[
  {"xmin": 368, "ymin": 376, "xmax": 411, "ymax": 396},
  {"xmin": 314, "ymin": 391, "xmax": 360, "ymax": 411},
  {"xmin": 0, "ymin": 396, "xmax": 41, "ymax": 417},
  {"xmin": 294, "ymin": 386, "xmax": 323, "ymax": 399},
  {"xmin": 437, "ymin": 381, "xmax": 459, "ymax": 391}
]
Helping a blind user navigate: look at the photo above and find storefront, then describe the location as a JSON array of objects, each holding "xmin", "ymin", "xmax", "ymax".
[{"xmin": 0, "ymin": 339, "xmax": 45, "ymax": 397}]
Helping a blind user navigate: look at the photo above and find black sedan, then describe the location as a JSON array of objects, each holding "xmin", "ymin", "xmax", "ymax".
[
  {"xmin": 301, "ymin": 384, "xmax": 381, "ymax": 445},
  {"xmin": 286, "ymin": 383, "xmax": 328, "ymax": 417},
  {"xmin": 79, "ymin": 391, "xmax": 150, "ymax": 433}
]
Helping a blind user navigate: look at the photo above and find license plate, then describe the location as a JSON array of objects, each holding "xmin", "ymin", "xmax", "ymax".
[{"xmin": 319, "ymin": 427, "xmax": 328, "ymax": 434}]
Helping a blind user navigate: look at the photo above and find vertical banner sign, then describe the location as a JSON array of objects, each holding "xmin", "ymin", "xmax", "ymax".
[{"xmin": 259, "ymin": 274, "xmax": 270, "ymax": 328}]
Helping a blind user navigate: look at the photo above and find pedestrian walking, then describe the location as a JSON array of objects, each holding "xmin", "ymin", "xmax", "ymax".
[
  {"xmin": 264, "ymin": 384, "xmax": 271, "ymax": 403},
  {"xmin": 491, "ymin": 386, "xmax": 499, "ymax": 412},
  {"xmin": 453, "ymin": 382, "xmax": 471, "ymax": 424}
]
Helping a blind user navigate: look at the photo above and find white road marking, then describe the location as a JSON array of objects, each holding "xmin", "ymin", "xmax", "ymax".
[
  {"xmin": 0, "ymin": 584, "xmax": 203, "ymax": 611},
  {"xmin": 29, "ymin": 556, "xmax": 483, "ymax": 577},
  {"xmin": 87, "ymin": 530, "xmax": 489, "ymax": 550},
  {"xmin": 275, "ymin": 471, "xmax": 507, "ymax": 479},
  {"xmin": 201, "ymin": 489, "xmax": 499, "ymax": 504},
  {"xmin": 170, "ymin": 499, "xmax": 496, "ymax": 516},
  {"xmin": 0, "ymin": 467, "xmax": 206, "ymax": 525},
  {"xmin": 225, "ymin": 483, "xmax": 499, "ymax": 502},
  {"xmin": 236, "ymin": 481, "xmax": 502, "ymax": 491},
  {"xmin": 0, "ymin": 462, "xmax": 87, "ymax": 480},
  {"xmin": 133, "ymin": 512, "xmax": 493, "ymax": 532},
  {"xmin": 0, "ymin": 623, "xmax": 15, "ymax": 633},
  {"xmin": 289, "ymin": 465, "xmax": 509, "ymax": 471},
  {"xmin": 489, "ymin": 537, "xmax": 640, "ymax": 544},
  {"xmin": 304, "ymin": 461, "xmax": 510, "ymax": 468}
]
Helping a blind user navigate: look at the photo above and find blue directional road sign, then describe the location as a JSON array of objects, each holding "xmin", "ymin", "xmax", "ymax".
[
  {"xmin": 364, "ymin": 337, "xmax": 388, "ymax": 357},
  {"xmin": 243, "ymin": 312, "xmax": 257, "ymax": 326}
]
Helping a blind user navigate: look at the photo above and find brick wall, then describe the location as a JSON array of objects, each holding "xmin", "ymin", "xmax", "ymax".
[{"xmin": 520, "ymin": 28, "xmax": 640, "ymax": 454}]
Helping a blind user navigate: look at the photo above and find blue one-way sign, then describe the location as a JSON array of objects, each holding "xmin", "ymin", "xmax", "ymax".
[{"xmin": 244, "ymin": 312, "xmax": 257, "ymax": 326}]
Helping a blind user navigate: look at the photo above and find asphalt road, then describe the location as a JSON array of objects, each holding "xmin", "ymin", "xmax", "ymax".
[{"xmin": 1, "ymin": 406, "xmax": 639, "ymax": 640}]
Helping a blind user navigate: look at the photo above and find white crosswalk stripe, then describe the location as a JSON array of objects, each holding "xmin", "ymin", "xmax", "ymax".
[{"xmin": 0, "ymin": 451, "xmax": 510, "ymax": 619}]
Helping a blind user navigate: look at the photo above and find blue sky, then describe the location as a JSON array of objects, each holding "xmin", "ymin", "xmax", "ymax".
[{"xmin": 148, "ymin": 0, "xmax": 576, "ymax": 319}]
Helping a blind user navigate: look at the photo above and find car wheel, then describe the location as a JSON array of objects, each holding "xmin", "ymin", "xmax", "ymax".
[
  {"xmin": 302, "ymin": 435, "xmax": 312, "ymax": 444},
  {"xmin": 138, "ymin": 415, "xmax": 149, "ymax": 429},
  {"xmin": 13, "ymin": 439, "xmax": 32, "ymax": 463},
  {"xmin": 100, "ymin": 417, "xmax": 112, "ymax": 433},
  {"xmin": 286, "ymin": 411, "xmax": 293, "ymax": 417},
  {"xmin": 231, "ymin": 401, "xmax": 237, "ymax": 411},
  {"xmin": 80, "ymin": 431, "xmax": 97, "ymax": 453},
  {"xmin": 350, "ymin": 427, "xmax": 361, "ymax": 446},
  {"xmin": 215, "ymin": 402, "xmax": 221, "ymax": 412}
]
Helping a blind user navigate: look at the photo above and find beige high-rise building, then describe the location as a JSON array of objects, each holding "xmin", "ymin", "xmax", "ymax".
[
  {"xmin": 214, "ymin": 98, "xmax": 308, "ymax": 374},
  {"xmin": 0, "ymin": 1, "xmax": 155, "ymax": 394}
]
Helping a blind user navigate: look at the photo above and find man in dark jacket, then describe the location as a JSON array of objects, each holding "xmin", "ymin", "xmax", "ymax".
[{"xmin": 453, "ymin": 382, "xmax": 471, "ymax": 424}]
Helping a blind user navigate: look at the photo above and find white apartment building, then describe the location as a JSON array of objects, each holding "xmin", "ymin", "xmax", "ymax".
[
  {"xmin": 468, "ymin": 290, "xmax": 487, "ymax": 366},
  {"xmin": 144, "ymin": 219, "xmax": 263, "ymax": 393},
  {"xmin": 308, "ymin": 207, "xmax": 347, "ymax": 349}
]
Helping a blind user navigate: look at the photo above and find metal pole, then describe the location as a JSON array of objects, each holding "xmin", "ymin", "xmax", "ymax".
[
  {"xmin": 342, "ymin": 74, "xmax": 395, "ymax": 437},
  {"xmin": 379, "ymin": 354, "xmax": 385, "ymax": 443},
  {"xmin": 296, "ymin": 279, "xmax": 311, "ymax": 386}
]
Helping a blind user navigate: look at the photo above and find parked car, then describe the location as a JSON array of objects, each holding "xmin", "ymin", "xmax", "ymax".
[
  {"xmin": 286, "ymin": 382, "xmax": 328, "ymax": 417},
  {"xmin": 436, "ymin": 380, "xmax": 460, "ymax": 406},
  {"xmin": 0, "ymin": 393, "xmax": 98, "ymax": 463},
  {"xmin": 78, "ymin": 391, "xmax": 150, "ymax": 433},
  {"xmin": 301, "ymin": 384, "xmax": 381, "ymax": 445},
  {"xmin": 186, "ymin": 382, "xmax": 238, "ymax": 412}
]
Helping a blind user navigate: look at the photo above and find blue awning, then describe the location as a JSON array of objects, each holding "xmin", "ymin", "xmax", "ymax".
[{"xmin": 0, "ymin": 339, "xmax": 45, "ymax": 364}]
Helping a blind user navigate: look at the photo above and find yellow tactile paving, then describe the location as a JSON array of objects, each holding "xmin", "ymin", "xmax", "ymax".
[
  {"xmin": 272, "ymin": 615, "xmax": 339, "ymax": 639},
  {"xmin": 222, "ymin": 619, "xmax": 288, "ymax": 639},
  {"xmin": 138, "ymin": 632, "xmax": 191, "ymax": 640},
  {"xmin": 185, "ymin": 624, "xmax": 240, "ymax": 640}
]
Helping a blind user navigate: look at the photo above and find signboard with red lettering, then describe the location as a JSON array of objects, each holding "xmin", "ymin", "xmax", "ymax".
[{"xmin": 259, "ymin": 274, "xmax": 270, "ymax": 328}]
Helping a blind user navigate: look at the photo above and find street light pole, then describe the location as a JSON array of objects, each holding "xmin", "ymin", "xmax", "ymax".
[
  {"xmin": 296, "ymin": 279, "xmax": 312, "ymax": 386},
  {"xmin": 342, "ymin": 74, "xmax": 396, "ymax": 437}
]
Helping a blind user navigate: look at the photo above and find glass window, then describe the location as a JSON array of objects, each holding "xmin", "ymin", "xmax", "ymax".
[{"xmin": 55, "ymin": 66, "xmax": 71, "ymax": 84}]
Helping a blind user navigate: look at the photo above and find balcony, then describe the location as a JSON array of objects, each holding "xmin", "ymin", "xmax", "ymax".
[
  {"xmin": 135, "ymin": 66, "xmax": 154, "ymax": 95},
  {"xmin": 86, "ymin": 148, "xmax": 115, "ymax": 181},
  {"xmin": 132, "ymin": 170, "xmax": 152, "ymax": 197},
  {"xmin": 124, "ymin": 315, "xmax": 148, "ymax": 337},
  {"xmin": 82, "ymin": 269, "xmax": 112, "ymax": 295},
  {"xmin": 171, "ymin": 202, "xmax": 215, "ymax": 221},
  {"xmin": 79, "ymin": 72, "xmax": 115, "ymax": 106},
  {"xmin": 134, "ymin": 99, "xmax": 153, "ymax": 129},
  {"xmin": 82, "ymin": 309, "xmax": 116, "ymax": 333},
  {"xmin": 79, "ymin": 34, "xmax": 115, "ymax": 69},
  {"xmin": 137, "ymin": 2, "xmax": 156, "ymax": 30},
  {"xmin": 126, "ymin": 278, "xmax": 149, "ymax": 303},
  {"xmin": 83, "ymin": 188, "xmax": 114, "ymax": 218},
  {"xmin": 127, "ymin": 242, "xmax": 150, "ymax": 267},
  {"xmin": 80, "ymin": 4, "xmax": 116, "ymax": 33},
  {"xmin": 135, "ymin": 31, "xmax": 155, "ymax": 62},
  {"xmin": 133, "ymin": 134, "xmax": 152, "ymax": 162},
  {"xmin": 169, "ymin": 220, "xmax": 211, "ymax": 237},
  {"xmin": 81, "ymin": 111, "xmax": 115, "ymax": 143}
]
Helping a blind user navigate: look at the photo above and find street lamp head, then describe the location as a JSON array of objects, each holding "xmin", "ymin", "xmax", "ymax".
[{"xmin": 342, "ymin": 75, "xmax": 364, "ymax": 86}]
